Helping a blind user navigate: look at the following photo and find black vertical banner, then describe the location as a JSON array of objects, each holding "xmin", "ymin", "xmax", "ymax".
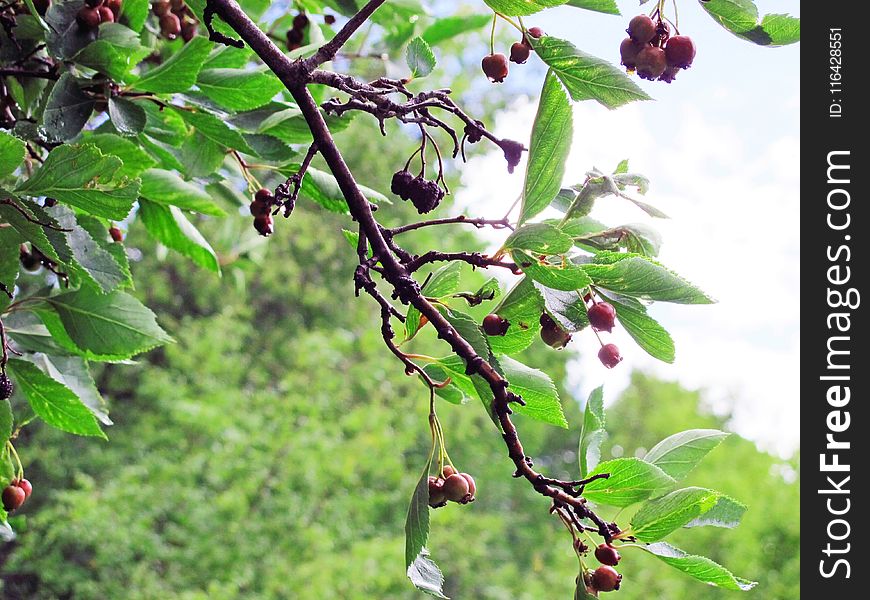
[{"xmin": 803, "ymin": 4, "xmax": 866, "ymax": 597}]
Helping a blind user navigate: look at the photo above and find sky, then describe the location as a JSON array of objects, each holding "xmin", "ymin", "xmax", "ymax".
[{"xmin": 454, "ymin": 1, "xmax": 801, "ymax": 457}]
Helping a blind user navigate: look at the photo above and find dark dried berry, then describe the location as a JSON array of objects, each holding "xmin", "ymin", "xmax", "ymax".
[
  {"xmin": 324, "ymin": 14, "xmax": 336, "ymax": 25},
  {"xmin": 109, "ymin": 226, "xmax": 123, "ymax": 243},
  {"xmin": 160, "ymin": 13, "xmax": 181, "ymax": 39},
  {"xmin": 181, "ymin": 21, "xmax": 197, "ymax": 42},
  {"xmin": 98, "ymin": 5, "xmax": 114, "ymax": 22},
  {"xmin": 443, "ymin": 473, "xmax": 470, "ymax": 503},
  {"xmin": 627, "ymin": 14, "xmax": 656, "ymax": 44},
  {"xmin": 428, "ymin": 476, "xmax": 447, "ymax": 507},
  {"xmin": 655, "ymin": 20, "xmax": 671, "ymax": 46},
  {"xmin": 510, "ymin": 41, "xmax": 531, "ymax": 64},
  {"xmin": 619, "ymin": 37, "xmax": 642, "ymax": 70},
  {"xmin": 254, "ymin": 214, "xmax": 274, "ymax": 237},
  {"xmin": 84, "ymin": 0, "xmax": 101, "ymax": 7},
  {"xmin": 19, "ymin": 246, "xmax": 41, "ymax": 272},
  {"xmin": 287, "ymin": 27, "xmax": 304, "ymax": 47},
  {"xmin": 43, "ymin": 198, "xmax": 58, "ymax": 208},
  {"xmin": 2, "ymin": 485, "xmax": 25, "ymax": 512},
  {"xmin": 665, "ymin": 35, "xmax": 696, "ymax": 69},
  {"xmin": 500, "ymin": 139, "xmax": 524, "ymax": 174},
  {"xmin": 588, "ymin": 302, "xmax": 617, "ymax": 332},
  {"xmin": 292, "ymin": 13, "xmax": 309, "ymax": 30},
  {"xmin": 0, "ymin": 374, "xmax": 13, "ymax": 400},
  {"xmin": 595, "ymin": 544, "xmax": 621, "ymax": 566},
  {"xmin": 481, "ymin": 53, "xmax": 509, "ymax": 83},
  {"xmin": 527, "ymin": 26, "xmax": 545, "ymax": 38},
  {"xmin": 33, "ymin": 0, "xmax": 51, "ymax": 15},
  {"xmin": 407, "ymin": 177, "xmax": 444, "ymax": 214},
  {"xmin": 636, "ymin": 46, "xmax": 667, "ymax": 80},
  {"xmin": 598, "ymin": 343, "xmax": 623, "ymax": 369},
  {"xmin": 464, "ymin": 120, "xmax": 485, "ymax": 144},
  {"xmin": 540, "ymin": 313, "xmax": 571, "ymax": 349},
  {"xmin": 391, "ymin": 170, "xmax": 414, "ymax": 199},
  {"xmin": 76, "ymin": 6, "xmax": 102, "ymax": 30},
  {"xmin": 16, "ymin": 479, "xmax": 32, "ymax": 500},
  {"xmin": 482, "ymin": 314, "xmax": 510, "ymax": 336},
  {"xmin": 591, "ymin": 566, "xmax": 622, "ymax": 592}
]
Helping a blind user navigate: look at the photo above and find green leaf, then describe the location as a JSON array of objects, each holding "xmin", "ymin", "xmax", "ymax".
[
  {"xmin": 81, "ymin": 133, "xmax": 156, "ymax": 178},
  {"xmin": 601, "ymin": 292, "xmax": 674, "ymax": 363},
  {"xmin": 404, "ymin": 456, "xmax": 432, "ymax": 567},
  {"xmin": 0, "ymin": 131, "xmax": 25, "ymax": 178},
  {"xmin": 15, "ymin": 144, "xmax": 140, "ymax": 220},
  {"xmin": 0, "ymin": 191, "xmax": 62, "ymax": 263},
  {"xmin": 631, "ymin": 487, "xmax": 720, "ymax": 542},
  {"xmin": 407, "ymin": 549, "xmax": 448, "ymax": 599},
  {"xmin": 684, "ymin": 494, "xmax": 747, "ymax": 529},
  {"xmin": 421, "ymin": 14, "xmax": 491, "ymax": 46},
  {"xmin": 583, "ymin": 458, "xmax": 675, "ymax": 507},
  {"xmin": 172, "ymin": 108, "xmax": 257, "ymax": 155},
  {"xmin": 29, "ymin": 353, "xmax": 112, "ymax": 425},
  {"xmin": 582, "ymin": 256, "xmax": 715, "ymax": 304},
  {"xmin": 405, "ymin": 263, "xmax": 462, "ymax": 340},
  {"xmin": 41, "ymin": 73, "xmax": 95, "ymax": 143},
  {"xmin": 180, "ymin": 133, "xmax": 226, "ymax": 178},
  {"xmin": 499, "ymin": 355, "xmax": 567, "ymax": 428},
  {"xmin": 488, "ymin": 276, "xmax": 543, "ymax": 355},
  {"xmin": 482, "ymin": 0, "xmax": 567, "ymax": 16},
  {"xmin": 120, "ymin": 0, "xmax": 149, "ymax": 31},
  {"xmin": 0, "ymin": 399, "xmax": 11, "ymax": 442},
  {"xmin": 46, "ymin": 287, "xmax": 173, "ymax": 359},
  {"xmin": 574, "ymin": 223, "xmax": 661, "ymax": 257},
  {"xmin": 644, "ymin": 429, "xmax": 730, "ymax": 481},
  {"xmin": 196, "ymin": 68, "xmax": 285, "ymax": 111},
  {"xmin": 73, "ymin": 23, "xmax": 151, "ymax": 81},
  {"xmin": 701, "ymin": 0, "xmax": 799, "ymax": 46},
  {"xmin": 139, "ymin": 169, "xmax": 226, "ymax": 216},
  {"xmin": 531, "ymin": 36, "xmax": 651, "ymax": 109},
  {"xmin": 45, "ymin": 1, "xmax": 97, "ymax": 60},
  {"xmin": 512, "ymin": 249, "xmax": 592, "ymax": 292},
  {"xmin": 638, "ymin": 542, "xmax": 757, "ymax": 590},
  {"xmin": 566, "ymin": 0, "xmax": 619, "ymax": 15},
  {"xmin": 535, "ymin": 284, "xmax": 589, "ymax": 332},
  {"xmin": 300, "ymin": 166, "xmax": 387, "ymax": 214},
  {"xmin": 578, "ymin": 386, "xmax": 605, "ymax": 476},
  {"xmin": 6, "ymin": 358, "xmax": 106, "ymax": 438},
  {"xmin": 520, "ymin": 71, "xmax": 572, "ymax": 224},
  {"xmin": 443, "ymin": 309, "xmax": 491, "ymax": 364},
  {"xmin": 108, "ymin": 96, "xmax": 147, "ymax": 137},
  {"xmin": 76, "ymin": 215, "xmax": 134, "ymax": 290},
  {"xmin": 0, "ymin": 228, "xmax": 21, "ymax": 312},
  {"xmin": 3, "ymin": 311, "xmax": 71, "ymax": 356},
  {"xmin": 132, "ymin": 36, "xmax": 213, "ymax": 93},
  {"xmin": 406, "ymin": 37, "xmax": 436, "ymax": 78},
  {"xmin": 138, "ymin": 199, "xmax": 221, "ymax": 273}
]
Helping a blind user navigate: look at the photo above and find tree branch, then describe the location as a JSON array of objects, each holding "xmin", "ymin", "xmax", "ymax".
[{"xmin": 304, "ymin": 0, "xmax": 389, "ymax": 69}]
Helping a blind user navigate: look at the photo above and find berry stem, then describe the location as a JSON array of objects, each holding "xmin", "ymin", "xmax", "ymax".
[{"xmin": 489, "ymin": 13, "xmax": 496, "ymax": 55}]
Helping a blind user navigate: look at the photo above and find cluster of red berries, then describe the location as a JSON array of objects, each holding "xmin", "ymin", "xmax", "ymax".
[
  {"xmin": 249, "ymin": 189, "xmax": 275, "ymax": 237},
  {"xmin": 2, "ymin": 478, "xmax": 32, "ymax": 513},
  {"xmin": 390, "ymin": 170, "xmax": 444, "ymax": 214},
  {"xmin": 620, "ymin": 15, "xmax": 695, "ymax": 83},
  {"xmin": 587, "ymin": 298, "xmax": 623, "ymax": 369},
  {"xmin": 76, "ymin": 0, "xmax": 122, "ymax": 30},
  {"xmin": 153, "ymin": 0, "xmax": 198, "ymax": 42},
  {"xmin": 481, "ymin": 27, "xmax": 544, "ymax": 83},
  {"xmin": 428, "ymin": 465, "xmax": 476, "ymax": 508},
  {"xmin": 286, "ymin": 13, "xmax": 310, "ymax": 52},
  {"xmin": 584, "ymin": 544, "xmax": 623, "ymax": 593}
]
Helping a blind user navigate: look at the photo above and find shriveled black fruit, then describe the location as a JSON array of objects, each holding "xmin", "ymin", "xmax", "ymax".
[
  {"xmin": 595, "ymin": 544, "xmax": 621, "ymax": 566},
  {"xmin": 619, "ymin": 38, "xmax": 642, "ymax": 70},
  {"xmin": 287, "ymin": 27, "xmax": 304, "ymax": 47},
  {"xmin": 588, "ymin": 302, "xmax": 617, "ymax": 332},
  {"xmin": 665, "ymin": 35, "xmax": 696, "ymax": 69},
  {"xmin": 109, "ymin": 226, "xmax": 123, "ymax": 242},
  {"xmin": 598, "ymin": 343, "xmax": 623, "ymax": 369},
  {"xmin": 464, "ymin": 120, "xmax": 485, "ymax": 144},
  {"xmin": 540, "ymin": 313, "xmax": 571, "ymax": 349},
  {"xmin": 160, "ymin": 13, "xmax": 181, "ymax": 39},
  {"xmin": 2, "ymin": 485, "xmax": 25, "ymax": 512},
  {"xmin": 76, "ymin": 6, "xmax": 102, "ymax": 30},
  {"xmin": 19, "ymin": 245, "xmax": 41, "ymax": 273},
  {"xmin": 443, "ymin": 473, "xmax": 470, "ymax": 502},
  {"xmin": 500, "ymin": 139, "xmax": 524, "ymax": 174},
  {"xmin": 591, "ymin": 566, "xmax": 622, "ymax": 592},
  {"xmin": 324, "ymin": 14, "xmax": 336, "ymax": 25},
  {"xmin": 293, "ymin": 13, "xmax": 309, "ymax": 30},
  {"xmin": 627, "ymin": 14, "xmax": 656, "ymax": 44},
  {"xmin": 98, "ymin": 5, "xmax": 114, "ymax": 23},
  {"xmin": 428, "ymin": 476, "xmax": 447, "ymax": 507},
  {"xmin": 254, "ymin": 214, "xmax": 274, "ymax": 237},
  {"xmin": 407, "ymin": 176, "xmax": 444, "ymax": 214},
  {"xmin": 510, "ymin": 41, "xmax": 531, "ymax": 64},
  {"xmin": 0, "ymin": 373, "xmax": 13, "ymax": 400},
  {"xmin": 43, "ymin": 197, "xmax": 58, "ymax": 208},
  {"xmin": 481, "ymin": 53, "xmax": 509, "ymax": 83},
  {"xmin": 390, "ymin": 170, "xmax": 414, "ymax": 199},
  {"xmin": 636, "ymin": 46, "xmax": 667, "ymax": 80},
  {"xmin": 34, "ymin": 0, "xmax": 51, "ymax": 15},
  {"xmin": 482, "ymin": 314, "xmax": 510, "ymax": 336}
]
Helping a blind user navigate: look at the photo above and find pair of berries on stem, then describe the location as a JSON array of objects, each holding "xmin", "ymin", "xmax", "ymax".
[
  {"xmin": 428, "ymin": 465, "xmax": 476, "ymax": 508},
  {"xmin": 620, "ymin": 14, "xmax": 696, "ymax": 83},
  {"xmin": 249, "ymin": 189, "xmax": 275, "ymax": 236},
  {"xmin": 153, "ymin": 0, "xmax": 198, "ymax": 42},
  {"xmin": 391, "ymin": 170, "xmax": 444, "ymax": 214},
  {"xmin": 481, "ymin": 27, "xmax": 544, "ymax": 83},
  {"xmin": 76, "ymin": 0, "xmax": 121, "ymax": 30},
  {"xmin": 2, "ymin": 478, "xmax": 32, "ymax": 512},
  {"xmin": 287, "ymin": 13, "xmax": 310, "ymax": 51},
  {"xmin": 587, "ymin": 545, "xmax": 623, "ymax": 592}
]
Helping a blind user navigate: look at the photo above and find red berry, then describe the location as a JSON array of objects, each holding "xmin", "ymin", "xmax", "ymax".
[
  {"xmin": 181, "ymin": 21, "xmax": 197, "ymax": 42},
  {"xmin": 169, "ymin": 0, "xmax": 183, "ymax": 10},
  {"xmin": 591, "ymin": 566, "xmax": 622, "ymax": 592},
  {"xmin": 540, "ymin": 313, "xmax": 571, "ymax": 349},
  {"xmin": 2, "ymin": 485, "xmax": 25, "ymax": 512},
  {"xmin": 460, "ymin": 473, "xmax": 476, "ymax": 499},
  {"xmin": 428, "ymin": 476, "xmax": 447, "ymax": 507},
  {"xmin": 635, "ymin": 46, "xmax": 667, "ymax": 80},
  {"xmin": 665, "ymin": 35, "xmax": 696, "ymax": 69},
  {"xmin": 154, "ymin": 0, "xmax": 171, "ymax": 16},
  {"xmin": 105, "ymin": 0, "xmax": 122, "ymax": 17},
  {"xmin": 527, "ymin": 26, "xmax": 545, "ymax": 38},
  {"xmin": 255, "ymin": 188, "xmax": 273, "ymax": 204},
  {"xmin": 482, "ymin": 314, "xmax": 510, "ymax": 336},
  {"xmin": 598, "ymin": 344, "xmax": 623, "ymax": 369},
  {"xmin": 441, "ymin": 464, "xmax": 457, "ymax": 478},
  {"xmin": 98, "ymin": 5, "xmax": 114, "ymax": 22},
  {"xmin": 509, "ymin": 41, "xmax": 531, "ymax": 64},
  {"xmin": 76, "ymin": 7, "xmax": 101, "ymax": 29},
  {"xmin": 84, "ymin": 0, "xmax": 101, "ymax": 7},
  {"xmin": 619, "ymin": 37, "xmax": 642, "ymax": 70},
  {"xmin": 442, "ymin": 473, "xmax": 470, "ymax": 502},
  {"xmin": 109, "ymin": 226, "xmax": 123, "ymax": 243},
  {"xmin": 160, "ymin": 13, "xmax": 181, "ymax": 39},
  {"xmin": 481, "ymin": 53, "xmax": 509, "ymax": 83},
  {"xmin": 587, "ymin": 302, "xmax": 617, "ymax": 333},
  {"xmin": 254, "ymin": 214, "xmax": 273, "ymax": 237},
  {"xmin": 627, "ymin": 15, "xmax": 656, "ymax": 44},
  {"xmin": 16, "ymin": 479, "xmax": 32, "ymax": 500},
  {"xmin": 595, "ymin": 544, "xmax": 621, "ymax": 566},
  {"xmin": 658, "ymin": 65, "xmax": 680, "ymax": 83}
]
